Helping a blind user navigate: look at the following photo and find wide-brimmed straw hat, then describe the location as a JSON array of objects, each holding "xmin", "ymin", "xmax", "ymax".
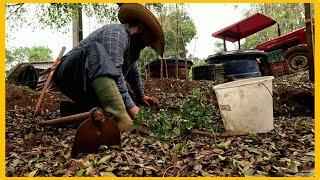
[{"xmin": 118, "ymin": 3, "xmax": 165, "ymax": 57}]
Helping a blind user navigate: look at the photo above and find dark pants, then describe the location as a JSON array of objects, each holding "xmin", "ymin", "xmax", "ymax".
[{"xmin": 53, "ymin": 42, "xmax": 120, "ymax": 112}]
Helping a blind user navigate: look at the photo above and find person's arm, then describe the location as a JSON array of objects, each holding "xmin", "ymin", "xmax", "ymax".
[
  {"xmin": 127, "ymin": 62, "xmax": 160, "ymax": 107},
  {"xmin": 126, "ymin": 62, "xmax": 145, "ymax": 98},
  {"xmin": 102, "ymin": 26, "xmax": 136, "ymax": 110}
]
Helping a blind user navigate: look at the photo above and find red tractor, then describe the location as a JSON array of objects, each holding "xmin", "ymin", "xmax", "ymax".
[{"xmin": 256, "ymin": 21, "xmax": 314, "ymax": 72}]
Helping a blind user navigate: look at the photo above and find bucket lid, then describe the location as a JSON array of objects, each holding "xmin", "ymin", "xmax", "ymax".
[
  {"xmin": 206, "ymin": 50, "xmax": 267, "ymax": 64},
  {"xmin": 213, "ymin": 76, "xmax": 274, "ymax": 90}
]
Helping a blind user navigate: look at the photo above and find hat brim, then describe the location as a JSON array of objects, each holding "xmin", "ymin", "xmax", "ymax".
[{"xmin": 118, "ymin": 3, "xmax": 164, "ymax": 57}]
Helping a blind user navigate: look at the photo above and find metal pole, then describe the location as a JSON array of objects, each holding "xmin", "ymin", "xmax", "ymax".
[
  {"xmin": 277, "ymin": 23, "xmax": 281, "ymax": 36},
  {"xmin": 304, "ymin": 3, "xmax": 314, "ymax": 82},
  {"xmin": 223, "ymin": 38, "xmax": 227, "ymax": 51}
]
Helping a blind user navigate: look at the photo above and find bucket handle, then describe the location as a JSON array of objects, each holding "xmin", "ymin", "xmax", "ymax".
[{"xmin": 258, "ymin": 82, "xmax": 273, "ymax": 97}]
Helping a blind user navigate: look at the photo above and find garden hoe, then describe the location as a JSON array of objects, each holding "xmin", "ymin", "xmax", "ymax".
[{"xmin": 38, "ymin": 108, "xmax": 121, "ymax": 158}]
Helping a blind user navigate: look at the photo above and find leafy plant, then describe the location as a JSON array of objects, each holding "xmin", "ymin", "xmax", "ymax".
[{"xmin": 135, "ymin": 88, "xmax": 220, "ymax": 141}]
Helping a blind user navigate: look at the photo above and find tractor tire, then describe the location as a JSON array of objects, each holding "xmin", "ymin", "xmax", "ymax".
[{"xmin": 283, "ymin": 44, "xmax": 309, "ymax": 72}]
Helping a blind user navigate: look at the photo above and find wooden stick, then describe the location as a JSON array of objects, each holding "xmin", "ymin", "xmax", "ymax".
[
  {"xmin": 191, "ymin": 129, "xmax": 248, "ymax": 138},
  {"xmin": 38, "ymin": 111, "xmax": 90, "ymax": 126},
  {"xmin": 34, "ymin": 47, "xmax": 66, "ymax": 115}
]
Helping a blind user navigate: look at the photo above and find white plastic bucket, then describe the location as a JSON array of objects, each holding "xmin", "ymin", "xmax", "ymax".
[{"xmin": 213, "ymin": 76, "xmax": 274, "ymax": 133}]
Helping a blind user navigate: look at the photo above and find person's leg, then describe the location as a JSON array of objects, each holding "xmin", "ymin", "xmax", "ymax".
[
  {"xmin": 86, "ymin": 42, "xmax": 133, "ymax": 132},
  {"xmin": 91, "ymin": 77, "xmax": 133, "ymax": 132},
  {"xmin": 53, "ymin": 49, "xmax": 89, "ymax": 105}
]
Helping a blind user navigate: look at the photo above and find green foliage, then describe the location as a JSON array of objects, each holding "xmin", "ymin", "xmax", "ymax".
[
  {"xmin": 213, "ymin": 41, "xmax": 225, "ymax": 53},
  {"xmin": 162, "ymin": 5, "xmax": 197, "ymax": 58},
  {"xmin": 6, "ymin": 49, "xmax": 15, "ymax": 64},
  {"xmin": 6, "ymin": 3, "xmax": 119, "ymax": 34},
  {"xmin": 7, "ymin": 47, "xmax": 29, "ymax": 63},
  {"xmin": 37, "ymin": 3, "xmax": 82, "ymax": 31},
  {"xmin": 242, "ymin": 3, "xmax": 305, "ymax": 49},
  {"xmin": 192, "ymin": 59, "xmax": 205, "ymax": 67},
  {"xmin": 6, "ymin": 3, "xmax": 196, "ymax": 69},
  {"xmin": 138, "ymin": 4, "xmax": 197, "ymax": 65},
  {"xmin": 28, "ymin": 46, "xmax": 53, "ymax": 62},
  {"xmin": 6, "ymin": 3, "xmax": 28, "ymax": 32},
  {"xmin": 138, "ymin": 47, "xmax": 158, "ymax": 71},
  {"xmin": 6, "ymin": 3, "xmax": 164, "ymax": 35},
  {"xmin": 135, "ymin": 88, "xmax": 219, "ymax": 141},
  {"xmin": 6, "ymin": 46, "xmax": 53, "ymax": 64}
]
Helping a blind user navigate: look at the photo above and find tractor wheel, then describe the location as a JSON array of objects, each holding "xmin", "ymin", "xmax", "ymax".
[{"xmin": 283, "ymin": 44, "xmax": 309, "ymax": 72}]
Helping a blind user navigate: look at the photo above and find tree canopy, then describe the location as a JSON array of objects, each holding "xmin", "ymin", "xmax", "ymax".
[
  {"xmin": 139, "ymin": 4, "xmax": 197, "ymax": 66},
  {"xmin": 6, "ymin": 46, "xmax": 53, "ymax": 69},
  {"xmin": 6, "ymin": 3, "xmax": 119, "ymax": 34},
  {"xmin": 6, "ymin": 3, "xmax": 165, "ymax": 34}
]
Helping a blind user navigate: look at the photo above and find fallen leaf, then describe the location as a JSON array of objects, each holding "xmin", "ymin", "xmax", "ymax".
[
  {"xmin": 217, "ymin": 140, "xmax": 231, "ymax": 150},
  {"xmin": 305, "ymin": 151, "xmax": 314, "ymax": 156},
  {"xmin": 76, "ymin": 169, "xmax": 85, "ymax": 177},
  {"xmin": 86, "ymin": 166, "xmax": 93, "ymax": 175},
  {"xmin": 244, "ymin": 146, "xmax": 262, "ymax": 155},
  {"xmin": 27, "ymin": 170, "xmax": 38, "ymax": 177},
  {"xmin": 100, "ymin": 172, "xmax": 116, "ymax": 177},
  {"xmin": 288, "ymin": 161, "xmax": 299, "ymax": 173},
  {"xmin": 98, "ymin": 155, "xmax": 111, "ymax": 165},
  {"xmin": 105, "ymin": 167, "xmax": 115, "ymax": 172},
  {"xmin": 218, "ymin": 155, "xmax": 226, "ymax": 161},
  {"xmin": 194, "ymin": 164, "xmax": 202, "ymax": 171}
]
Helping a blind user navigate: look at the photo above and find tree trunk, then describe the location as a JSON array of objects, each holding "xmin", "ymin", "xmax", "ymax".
[
  {"xmin": 72, "ymin": 6, "xmax": 83, "ymax": 47},
  {"xmin": 175, "ymin": 4, "xmax": 179, "ymax": 79},
  {"xmin": 304, "ymin": 3, "xmax": 314, "ymax": 82}
]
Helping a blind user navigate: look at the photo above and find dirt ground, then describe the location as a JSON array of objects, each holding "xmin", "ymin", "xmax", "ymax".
[{"xmin": 5, "ymin": 71, "xmax": 314, "ymax": 177}]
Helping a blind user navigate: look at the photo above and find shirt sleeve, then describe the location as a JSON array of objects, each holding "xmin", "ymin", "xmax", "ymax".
[
  {"xmin": 126, "ymin": 62, "xmax": 145, "ymax": 98},
  {"xmin": 102, "ymin": 26, "xmax": 136, "ymax": 110}
]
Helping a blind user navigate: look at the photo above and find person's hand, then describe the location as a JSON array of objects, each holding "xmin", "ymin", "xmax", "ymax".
[
  {"xmin": 128, "ymin": 105, "xmax": 139, "ymax": 118},
  {"xmin": 140, "ymin": 96, "xmax": 160, "ymax": 107}
]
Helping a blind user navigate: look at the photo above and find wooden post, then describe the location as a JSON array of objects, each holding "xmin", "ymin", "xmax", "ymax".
[
  {"xmin": 304, "ymin": 3, "xmax": 314, "ymax": 82},
  {"xmin": 175, "ymin": 4, "xmax": 179, "ymax": 79},
  {"xmin": 277, "ymin": 23, "xmax": 281, "ymax": 36},
  {"xmin": 160, "ymin": 57, "xmax": 163, "ymax": 79},
  {"xmin": 179, "ymin": 25, "xmax": 189, "ymax": 80},
  {"xmin": 144, "ymin": 57, "xmax": 148, "ymax": 80},
  {"xmin": 223, "ymin": 38, "xmax": 227, "ymax": 51},
  {"xmin": 159, "ymin": 6, "xmax": 168, "ymax": 79},
  {"xmin": 184, "ymin": 57, "xmax": 188, "ymax": 80},
  {"xmin": 164, "ymin": 58, "xmax": 168, "ymax": 78},
  {"xmin": 72, "ymin": 5, "xmax": 83, "ymax": 47}
]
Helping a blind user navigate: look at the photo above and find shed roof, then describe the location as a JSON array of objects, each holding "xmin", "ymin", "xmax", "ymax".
[
  {"xmin": 146, "ymin": 56, "xmax": 193, "ymax": 67},
  {"xmin": 212, "ymin": 13, "xmax": 276, "ymax": 42}
]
